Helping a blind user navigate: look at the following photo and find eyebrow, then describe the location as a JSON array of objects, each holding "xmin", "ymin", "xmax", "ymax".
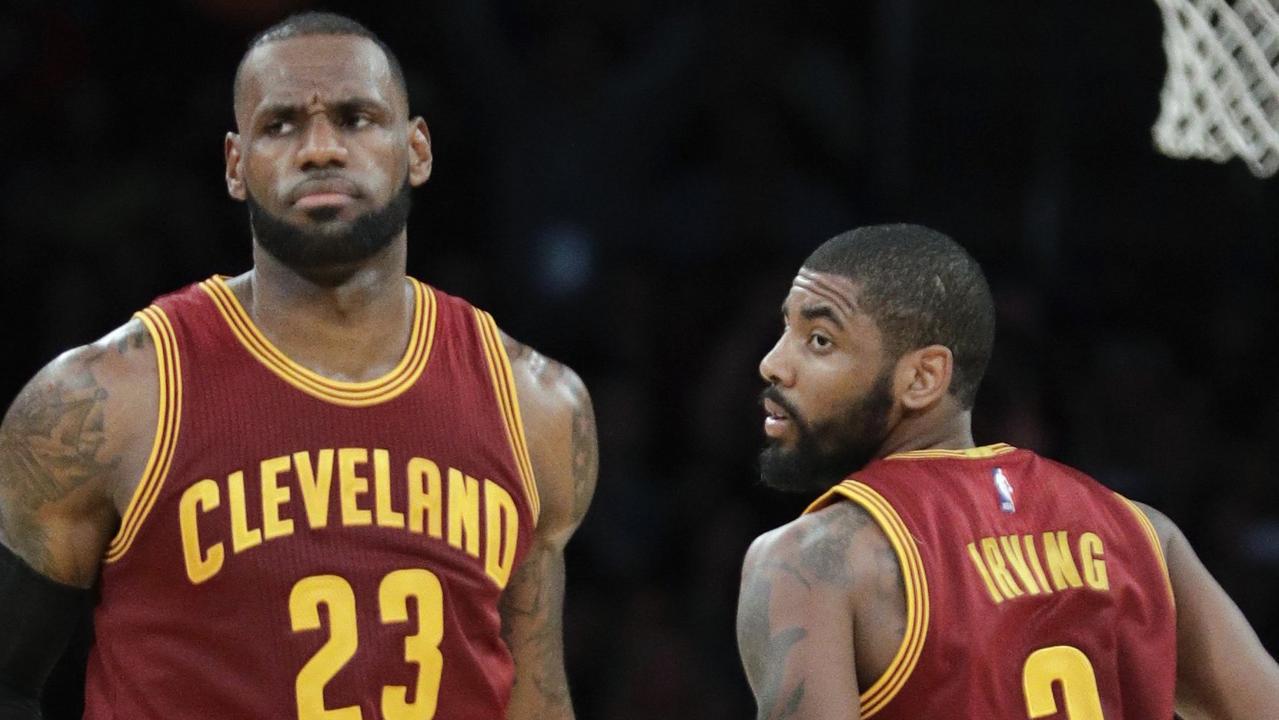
[
  {"xmin": 800, "ymin": 304, "xmax": 846, "ymax": 330},
  {"xmin": 780, "ymin": 302, "xmax": 847, "ymax": 330},
  {"xmin": 255, "ymin": 97, "xmax": 389, "ymax": 120}
]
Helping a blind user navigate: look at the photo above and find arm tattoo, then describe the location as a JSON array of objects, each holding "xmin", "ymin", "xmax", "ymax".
[
  {"xmin": 741, "ymin": 505, "xmax": 874, "ymax": 719},
  {"xmin": 0, "ymin": 350, "xmax": 118, "ymax": 574},
  {"xmin": 112, "ymin": 322, "xmax": 148, "ymax": 356},
  {"xmin": 500, "ymin": 542, "xmax": 572, "ymax": 717},
  {"xmin": 499, "ymin": 337, "xmax": 591, "ymax": 719},
  {"xmin": 740, "ymin": 558, "xmax": 810, "ymax": 720},
  {"xmin": 569, "ymin": 393, "xmax": 596, "ymax": 520},
  {"xmin": 800, "ymin": 504, "xmax": 871, "ymax": 585}
]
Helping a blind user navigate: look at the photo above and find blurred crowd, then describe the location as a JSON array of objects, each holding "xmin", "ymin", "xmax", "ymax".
[{"xmin": 4, "ymin": 1, "xmax": 1278, "ymax": 717}]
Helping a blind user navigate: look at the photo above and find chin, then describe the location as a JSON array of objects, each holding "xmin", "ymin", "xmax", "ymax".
[{"xmin": 757, "ymin": 444, "xmax": 840, "ymax": 495}]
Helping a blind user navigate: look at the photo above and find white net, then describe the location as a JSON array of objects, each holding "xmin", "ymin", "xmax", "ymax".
[{"xmin": 1153, "ymin": 0, "xmax": 1279, "ymax": 177}]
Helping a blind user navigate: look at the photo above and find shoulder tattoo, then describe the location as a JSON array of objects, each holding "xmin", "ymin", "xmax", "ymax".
[{"xmin": 0, "ymin": 348, "xmax": 120, "ymax": 573}]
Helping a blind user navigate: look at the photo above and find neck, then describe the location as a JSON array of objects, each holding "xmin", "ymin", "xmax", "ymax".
[
  {"xmin": 226, "ymin": 234, "xmax": 414, "ymax": 383},
  {"xmin": 876, "ymin": 404, "xmax": 975, "ymax": 458},
  {"xmin": 248, "ymin": 233, "xmax": 409, "ymax": 319}
]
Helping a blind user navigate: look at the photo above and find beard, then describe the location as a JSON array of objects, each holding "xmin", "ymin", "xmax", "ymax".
[
  {"xmin": 246, "ymin": 176, "xmax": 412, "ymax": 282},
  {"xmin": 758, "ymin": 368, "xmax": 895, "ymax": 495}
]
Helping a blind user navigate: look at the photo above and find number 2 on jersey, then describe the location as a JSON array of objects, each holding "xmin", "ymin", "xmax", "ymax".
[
  {"xmin": 1022, "ymin": 645, "xmax": 1104, "ymax": 719},
  {"xmin": 289, "ymin": 569, "xmax": 445, "ymax": 720}
]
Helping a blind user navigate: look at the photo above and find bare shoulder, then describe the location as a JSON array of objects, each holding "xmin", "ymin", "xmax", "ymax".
[
  {"xmin": 1126, "ymin": 499, "xmax": 1182, "ymax": 557},
  {"xmin": 498, "ymin": 331, "xmax": 596, "ymax": 542},
  {"xmin": 742, "ymin": 501, "xmax": 887, "ymax": 591},
  {"xmin": 738, "ymin": 501, "xmax": 888, "ymax": 712},
  {"xmin": 0, "ymin": 319, "xmax": 158, "ymax": 583}
]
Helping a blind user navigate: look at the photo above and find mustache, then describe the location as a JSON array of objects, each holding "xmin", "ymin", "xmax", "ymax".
[{"xmin": 760, "ymin": 385, "xmax": 804, "ymax": 426}]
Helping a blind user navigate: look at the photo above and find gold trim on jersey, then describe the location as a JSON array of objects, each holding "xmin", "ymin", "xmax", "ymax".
[
  {"xmin": 885, "ymin": 442, "xmax": 1016, "ymax": 461},
  {"xmin": 1115, "ymin": 493, "xmax": 1175, "ymax": 607},
  {"xmin": 199, "ymin": 276, "xmax": 437, "ymax": 407},
  {"xmin": 106, "ymin": 306, "xmax": 183, "ymax": 563},
  {"xmin": 804, "ymin": 480, "xmax": 929, "ymax": 717},
  {"xmin": 473, "ymin": 309, "xmax": 540, "ymax": 525}
]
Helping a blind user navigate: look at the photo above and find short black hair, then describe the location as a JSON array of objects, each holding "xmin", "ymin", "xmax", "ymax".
[
  {"xmin": 233, "ymin": 11, "xmax": 408, "ymax": 117},
  {"xmin": 803, "ymin": 224, "xmax": 996, "ymax": 409}
]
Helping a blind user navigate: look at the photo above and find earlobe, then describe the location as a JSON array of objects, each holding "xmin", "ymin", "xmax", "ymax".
[
  {"xmin": 899, "ymin": 345, "xmax": 954, "ymax": 411},
  {"xmin": 224, "ymin": 132, "xmax": 246, "ymax": 201},
  {"xmin": 408, "ymin": 118, "xmax": 432, "ymax": 186}
]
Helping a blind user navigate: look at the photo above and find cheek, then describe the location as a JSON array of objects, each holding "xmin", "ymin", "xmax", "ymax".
[
  {"xmin": 360, "ymin": 132, "xmax": 407, "ymax": 178},
  {"xmin": 797, "ymin": 362, "xmax": 862, "ymax": 424},
  {"xmin": 241, "ymin": 153, "xmax": 284, "ymax": 202}
]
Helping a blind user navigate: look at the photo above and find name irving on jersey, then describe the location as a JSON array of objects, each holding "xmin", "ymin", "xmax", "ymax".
[
  {"xmin": 966, "ymin": 530, "xmax": 1110, "ymax": 604},
  {"xmin": 175, "ymin": 448, "xmax": 521, "ymax": 589}
]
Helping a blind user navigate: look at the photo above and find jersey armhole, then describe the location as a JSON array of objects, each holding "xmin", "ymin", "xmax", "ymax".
[
  {"xmin": 104, "ymin": 306, "xmax": 183, "ymax": 563},
  {"xmin": 805, "ymin": 480, "xmax": 929, "ymax": 718},
  {"xmin": 1114, "ymin": 493, "xmax": 1175, "ymax": 608},
  {"xmin": 472, "ymin": 308, "xmax": 541, "ymax": 526}
]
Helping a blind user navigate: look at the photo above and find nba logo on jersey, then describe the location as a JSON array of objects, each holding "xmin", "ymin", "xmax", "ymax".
[{"xmin": 993, "ymin": 467, "xmax": 1015, "ymax": 513}]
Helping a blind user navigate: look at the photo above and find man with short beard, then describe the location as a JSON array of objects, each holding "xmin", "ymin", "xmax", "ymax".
[
  {"xmin": 0, "ymin": 12, "xmax": 596, "ymax": 720},
  {"xmin": 737, "ymin": 224, "xmax": 1279, "ymax": 719}
]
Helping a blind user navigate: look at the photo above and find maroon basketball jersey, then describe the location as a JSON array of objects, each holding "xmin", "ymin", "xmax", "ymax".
[
  {"xmin": 805, "ymin": 444, "xmax": 1176, "ymax": 719},
  {"xmin": 84, "ymin": 276, "xmax": 540, "ymax": 720}
]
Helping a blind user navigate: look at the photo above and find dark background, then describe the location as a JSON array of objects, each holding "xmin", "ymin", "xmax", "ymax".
[{"xmin": 5, "ymin": 1, "xmax": 1278, "ymax": 717}]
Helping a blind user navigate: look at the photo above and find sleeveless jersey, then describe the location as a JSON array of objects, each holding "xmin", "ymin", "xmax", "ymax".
[
  {"xmin": 805, "ymin": 443, "xmax": 1176, "ymax": 720},
  {"xmin": 84, "ymin": 275, "xmax": 540, "ymax": 720}
]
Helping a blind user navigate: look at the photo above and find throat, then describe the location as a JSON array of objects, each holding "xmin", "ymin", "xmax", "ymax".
[{"xmin": 227, "ymin": 271, "xmax": 417, "ymax": 384}]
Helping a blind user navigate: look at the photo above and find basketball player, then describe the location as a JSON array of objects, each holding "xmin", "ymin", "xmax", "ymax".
[
  {"xmin": 0, "ymin": 12, "xmax": 596, "ymax": 720},
  {"xmin": 737, "ymin": 224, "xmax": 1279, "ymax": 719}
]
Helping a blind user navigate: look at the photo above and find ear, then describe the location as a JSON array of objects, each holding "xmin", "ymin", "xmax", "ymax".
[
  {"xmin": 896, "ymin": 345, "xmax": 954, "ymax": 411},
  {"xmin": 408, "ymin": 117, "xmax": 432, "ymax": 187},
  {"xmin": 225, "ymin": 132, "xmax": 246, "ymax": 201}
]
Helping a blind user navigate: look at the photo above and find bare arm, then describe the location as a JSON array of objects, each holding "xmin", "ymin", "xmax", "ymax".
[
  {"xmin": 499, "ymin": 335, "xmax": 596, "ymax": 720},
  {"xmin": 736, "ymin": 504, "xmax": 877, "ymax": 720},
  {"xmin": 1135, "ymin": 502, "xmax": 1279, "ymax": 719},
  {"xmin": 0, "ymin": 321, "xmax": 155, "ymax": 585},
  {"xmin": 0, "ymin": 321, "xmax": 154, "ymax": 713}
]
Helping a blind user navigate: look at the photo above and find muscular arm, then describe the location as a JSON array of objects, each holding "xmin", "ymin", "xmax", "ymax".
[
  {"xmin": 0, "ymin": 321, "xmax": 155, "ymax": 711},
  {"xmin": 737, "ymin": 503, "xmax": 886, "ymax": 720},
  {"xmin": 1135, "ymin": 502, "xmax": 1279, "ymax": 719},
  {"xmin": 499, "ymin": 334, "xmax": 596, "ymax": 720}
]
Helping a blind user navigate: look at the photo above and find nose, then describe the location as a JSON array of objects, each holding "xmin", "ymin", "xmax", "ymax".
[
  {"xmin": 759, "ymin": 335, "xmax": 794, "ymax": 387},
  {"xmin": 296, "ymin": 115, "xmax": 348, "ymax": 169}
]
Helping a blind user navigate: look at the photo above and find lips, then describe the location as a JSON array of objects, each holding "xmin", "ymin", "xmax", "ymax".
[
  {"xmin": 763, "ymin": 397, "xmax": 789, "ymax": 420},
  {"xmin": 289, "ymin": 177, "xmax": 361, "ymax": 207},
  {"xmin": 762, "ymin": 394, "xmax": 794, "ymax": 438}
]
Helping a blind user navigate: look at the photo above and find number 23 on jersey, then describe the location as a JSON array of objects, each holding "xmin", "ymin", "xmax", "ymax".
[{"xmin": 289, "ymin": 569, "xmax": 445, "ymax": 720}]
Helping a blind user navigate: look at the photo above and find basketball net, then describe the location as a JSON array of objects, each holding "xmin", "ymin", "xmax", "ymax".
[{"xmin": 1153, "ymin": 0, "xmax": 1279, "ymax": 177}]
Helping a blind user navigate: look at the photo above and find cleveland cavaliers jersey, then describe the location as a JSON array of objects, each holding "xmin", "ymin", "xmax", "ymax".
[
  {"xmin": 84, "ymin": 275, "xmax": 540, "ymax": 720},
  {"xmin": 805, "ymin": 443, "xmax": 1176, "ymax": 719}
]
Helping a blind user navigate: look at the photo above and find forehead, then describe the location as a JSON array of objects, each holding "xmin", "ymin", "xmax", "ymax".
[
  {"xmin": 785, "ymin": 269, "xmax": 860, "ymax": 318},
  {"xmin": 238, "ymin": 35, "xmax": 396, "ymax": 114}
]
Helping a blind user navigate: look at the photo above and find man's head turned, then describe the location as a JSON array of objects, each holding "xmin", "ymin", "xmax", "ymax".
[
  {"xmin": 758, "ymin": 223, "xmax": 995, "ymax": 493},
  {"xmin": 802, "ymin": 223, "xmax": 995, "ymax": 410}
]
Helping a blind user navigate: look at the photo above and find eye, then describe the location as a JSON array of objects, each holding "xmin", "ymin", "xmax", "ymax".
[
  {"xmin": 263, "ymin": 120, "xmax": 294, "ymax": 136},
  {"xmin": 341, "ymin": 112, "xmax": 372, "ymax": 129},
  {"xmin": 808, "ymin": 332, "xmax": 833, "ymax": 350}
]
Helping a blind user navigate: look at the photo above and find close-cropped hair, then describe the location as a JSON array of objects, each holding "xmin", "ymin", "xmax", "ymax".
[
  {"xmin": 803, "ymin": 223, "xmax": 996, "ymax": 409},
  {"xmin": 233, "ymin": 11, "xmax": 409, "ymax": 115}
]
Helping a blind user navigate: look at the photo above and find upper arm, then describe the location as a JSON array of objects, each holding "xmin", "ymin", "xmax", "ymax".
[
  {"xmin": 0, "ymin": 320, "xmax": 156, "ymax": 587},
  {"xmin": 736, "ymin": 508, "xmax": 869, "ymax": 720},
  {"xmin": 500, "ymin": 331, "xmax": 595, "ymax": 548},
  {"xmin": 1132, "ymin": 501, "xmax": 1279, "ymax": 719},
  {"xmin": 496, "ymin": 331, "xmax": 596, "ymax": 720}
]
